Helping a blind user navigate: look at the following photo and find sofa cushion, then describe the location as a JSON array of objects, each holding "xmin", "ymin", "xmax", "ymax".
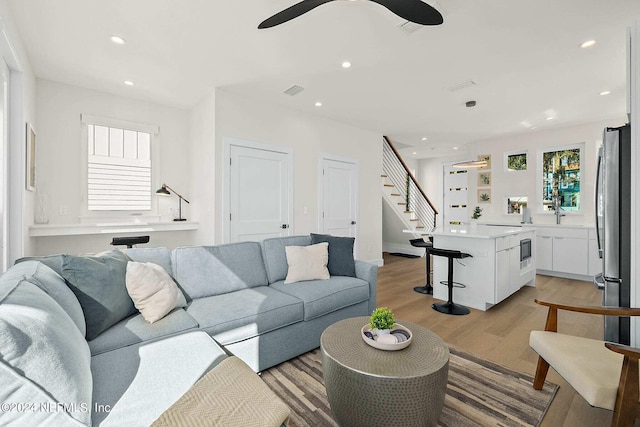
[
  {"xmin": 88, "ymin": 308, "xmax": 199, "ymax": 356},
  {"xmin": 172, "ymin": 243, "xmax": 269, "ymax": 299},
  {"xmin": 0, "ymin": 278, "xmax": 92, "ymax": 426},
  {"xmin": 284, "ymin": 242, "xmax": 330, "ymax": 284},
  {"xmin": 91, "ymin": 331, "xmax": 227, "ymax": 426},
  {"xmin": 186, "ymin": 286, "xmax": 304, "ymax": 345},
  {"xmin": 260, "ymin": 235, "xmax": 312, "ymax": 284},
  {"xmin": 9, "ymin": 260, "xmax": 86, "ymax": 336},
  {"xmin": 310, "ymin": 233, "xmax": 357, "ymax": 277},
  {"xmin": 126, "ymin": 262, "xmax": 187, "ymax": 323},
  {"xmin": 125, "ymin": 247, "xmax": 172, "ymax": 275},
  {"xmin": 15, "ymin": 253, "xmax": 65, "ymax": 276},
  {"xmin": 62, "ymin": 250, "xmax": 137, "ymax": 340},
  {"xmin": 270, "ymin": 276, "xmax": 370, "ymax": 321}
]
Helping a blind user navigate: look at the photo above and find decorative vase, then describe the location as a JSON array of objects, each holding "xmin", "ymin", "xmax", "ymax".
[{"xmin": 374, "ymin": 328, "xmax": 391, "ymax": 336}]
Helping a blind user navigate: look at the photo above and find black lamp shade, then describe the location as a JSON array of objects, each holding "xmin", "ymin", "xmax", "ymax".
[{"xmin": 156, "ymin": 185, "xmax": 171, "ymax": 195}]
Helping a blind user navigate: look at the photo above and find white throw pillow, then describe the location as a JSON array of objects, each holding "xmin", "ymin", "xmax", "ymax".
[
  {"xmin": 284, "ymin": 242, "xmax": 330, "ymax": 284},
  {"xmin": 126, "ymin": 262, "xmax": 187, "ymax": 323}
]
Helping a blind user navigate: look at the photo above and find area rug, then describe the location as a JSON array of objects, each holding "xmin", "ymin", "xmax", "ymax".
[{"xmin": 261, "ymin": 347, "xmax": 558, "ymax": 427}]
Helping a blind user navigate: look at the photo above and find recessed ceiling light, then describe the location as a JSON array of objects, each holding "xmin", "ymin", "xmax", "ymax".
[
  {"xmin": 124, "ymin": 80, "xmax": 134, "ymax": 86},
  {"xmin": 315, "ymin": 101, "xmax": 322, "ymax": 107},
  {"xmin": 421, "ymin": 137, "xmax": 427, "ymax": 141},
  {"xmin": 110, "ymin": 35, "xmax": 126, "ymax": 45},
  {"xmin": 545, "ymin": 116, "xmax": 556, "ymax": 121},
  {"xmin": 412, "ymin": 152, "xmax": 417, "ymax": 155},
  {"xmin": 341, "ymin": 61, "xmax": 351, "ymax": 69},
  {"xmin": 520, "ymin": 121, "xmax": 533, "ymax": 129},
  {"xmin": 600, "ymin": 90, "xmax": 611, "ymax": 96},
  {"xmin": 580, "ymin": 40, "xmax": 596, "ymax": 48},
  {"xmin": 453, "ymin": 146, "xmax": 459, "ymax": 150}
]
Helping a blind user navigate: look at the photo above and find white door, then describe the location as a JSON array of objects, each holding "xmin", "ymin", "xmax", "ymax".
[
  {"xmin": 443, "ymin": 164, "xmax": 469, "ymax": 225},
  {"xmin": 321, "ymin": 158, "xmax": 358, "ymax": 238},
  {"xmin": 229, "ymin": 144, "xmax": 292, "ymax": 242}
]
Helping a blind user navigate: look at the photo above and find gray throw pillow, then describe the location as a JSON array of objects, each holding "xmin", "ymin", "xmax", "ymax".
[
  {"xmin": 310, "ymin": 233, "xmax": 356, "ymax": 277},
  {"xmin": 61, "ymin": 250, "xmax": 136, "ymax": 340}
]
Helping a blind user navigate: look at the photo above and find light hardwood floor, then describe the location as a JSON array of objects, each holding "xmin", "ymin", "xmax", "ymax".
[{"xmin": 376, "ymin": 252, "xmax": 613, "ymax": 427}]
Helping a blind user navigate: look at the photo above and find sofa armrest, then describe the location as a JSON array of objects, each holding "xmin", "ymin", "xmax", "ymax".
[{"xmin": 355, "ymin": 260, "xmax": 378, "ymax": 315}]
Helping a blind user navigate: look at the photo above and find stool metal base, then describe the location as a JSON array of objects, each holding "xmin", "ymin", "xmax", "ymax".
[
  {"xmin": 432, "ymin": 301, "xmax": 470, "ymax": 316},
  {"xmin": 413, "ymin": 285, "xmax": 433, "ymax": 295}
]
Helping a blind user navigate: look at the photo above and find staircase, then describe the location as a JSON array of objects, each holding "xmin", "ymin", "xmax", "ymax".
[{"xmin": 382, "ymin": 136, "xmax": 438, "ymax": 238}]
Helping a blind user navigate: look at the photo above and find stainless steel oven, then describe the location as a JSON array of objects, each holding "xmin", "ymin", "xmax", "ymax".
[{"xmin": 520, "ymin": 238, "xmax": 532, "ymax": 262}]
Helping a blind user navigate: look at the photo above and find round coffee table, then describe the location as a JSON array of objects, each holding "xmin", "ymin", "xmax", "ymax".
[{"xmin": 320, "ymin": 317, "xmax": 449, "ymax": 427}]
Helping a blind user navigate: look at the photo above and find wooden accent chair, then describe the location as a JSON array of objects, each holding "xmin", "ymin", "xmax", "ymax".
[{"xmin": 529, "ymin": 299, "xmax": 640, "ymax": 427}]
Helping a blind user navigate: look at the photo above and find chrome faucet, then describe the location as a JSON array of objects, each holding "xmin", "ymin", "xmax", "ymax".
[{"xmin": 552, "ymin": 195, "xmax": 566, "ymax": 224}]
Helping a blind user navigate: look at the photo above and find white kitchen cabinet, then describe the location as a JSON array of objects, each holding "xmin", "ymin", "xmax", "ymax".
[
  {"xmin": 432, "ymin": 226, "xmax": 535, "ymax": 311},
  {"xmin": 552, "ymin": 237, "xmax": 589, "ymax": 275},
  {"xmin": 536, "ymin": 236, "xmax": 553, "ymax": 270},
  {"xmin": 495, "ymin": 248, "xmax": 510, "ymax": 303},
  {"xmin": 534, "ymin": 226, "xmax": 591, "ymax": 278},
  {"xmin": 509, "ymin": 246, "xmax": 523, "ymax": 294}
]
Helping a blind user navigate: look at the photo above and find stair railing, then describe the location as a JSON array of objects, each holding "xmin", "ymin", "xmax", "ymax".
[{"xmin": 383, "ymin": 136, "xmax": 438, "ymax": 231}]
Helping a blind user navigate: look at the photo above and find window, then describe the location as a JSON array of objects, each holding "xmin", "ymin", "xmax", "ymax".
[
  {"xmin": 538, "ymin": 144, "xmax": 583, "ymax": 212},
  {"xmin": 81, "ymin": 115, "xmax": 159, "ymax": 214}
]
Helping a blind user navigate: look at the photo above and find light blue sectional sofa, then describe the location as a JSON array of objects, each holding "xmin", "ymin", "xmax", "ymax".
[{"xmin": 0, "ymin": 235, "xmax": 378, "ymax": 426}]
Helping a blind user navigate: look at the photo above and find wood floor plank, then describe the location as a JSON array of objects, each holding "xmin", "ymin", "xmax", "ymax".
[{"xmin": 375, "ymin": 252, "xmax": 612, "ymax": 427}]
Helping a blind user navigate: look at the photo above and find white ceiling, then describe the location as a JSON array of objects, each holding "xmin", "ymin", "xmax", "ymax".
[{"xmin": 6, "ymin": 0, "xmax": 640, "ymax": 158}]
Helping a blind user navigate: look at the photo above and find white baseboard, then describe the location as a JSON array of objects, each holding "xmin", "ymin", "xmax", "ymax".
[{"xmin": 382, "ymin": 242, "xmax": 425, "ymax": 257}]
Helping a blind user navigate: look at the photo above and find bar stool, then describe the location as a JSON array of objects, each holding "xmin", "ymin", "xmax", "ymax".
[
  {"xmin": 409, "ymin": 237, "xmax": 433, "ymax": 295},
  {"xmin": 429, "ymin": 247, "xmax": 472, "ymax": 316}
]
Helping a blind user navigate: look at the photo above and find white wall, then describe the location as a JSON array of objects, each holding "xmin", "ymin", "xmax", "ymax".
[
  {"xmin": 214, "ymin": 89, "xmax": 383, "ymax": 263},
  {"xmin": 188, "ymin": 89, "xmax": 216, "ymax": 244},
  {"xmin": 0, "ymin": 1, "xmax": 37, "ymax": 266},
  {"xmin": 32, "ymin": 80, "xmax": 197, "ymax": 255},
  {"xmin": 418, "ymin": 120, "xmax": 626, "ymax": 227}
]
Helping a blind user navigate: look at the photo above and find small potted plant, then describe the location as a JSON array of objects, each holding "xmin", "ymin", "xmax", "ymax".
[
  {"xmin": 472, "ymin": 206, "xmax": 482, "ymax": 220},
  {"xmin": 369, "ymin": 307, "xmax": 396, "ymax": 336}
]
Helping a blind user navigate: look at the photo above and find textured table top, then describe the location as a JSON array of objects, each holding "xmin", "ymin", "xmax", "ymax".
[{"xmin": 321, "ymin": 316, "xmax": 449, "ymax": 379}]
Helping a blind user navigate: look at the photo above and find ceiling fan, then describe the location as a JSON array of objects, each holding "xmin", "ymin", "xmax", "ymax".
[{"xmin": 258, "ymin": 0, "xmax": 444, "ymax": 29}]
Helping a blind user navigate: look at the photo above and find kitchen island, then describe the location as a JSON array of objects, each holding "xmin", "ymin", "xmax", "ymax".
[{"xmin": 430, "ymin": 225, "xmax": 536, "ymax": 311}]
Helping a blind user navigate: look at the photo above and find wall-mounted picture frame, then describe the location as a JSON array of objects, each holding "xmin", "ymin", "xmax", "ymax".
[
  {"xmin": 477, "ymin": 154, "xmax": 491, "ymax": 169},
  {"xmin": 478, "ymin": 189, "xmax": 491, "ymax": 203},
  {"xmin": 505, "ymin": 150, "xmax": 527, "ymax": 171},
  {"xmin": 26, "ymin": 123, "xmax": 36, "ymax": 192},
  {"xmin": 478, "ymin": 171, "xmax": 491, "ymax": 187}
]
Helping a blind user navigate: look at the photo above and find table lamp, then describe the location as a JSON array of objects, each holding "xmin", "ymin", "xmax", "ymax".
[{"xmin": 156, "ymin": 183, "xmax": 189, "ymax": 221}]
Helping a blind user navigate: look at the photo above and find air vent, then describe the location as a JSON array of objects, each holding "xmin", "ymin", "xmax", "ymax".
[
  {"xmin": 448, "ymin": 80, "xmax": 477, "ymax": 92},
  {"xmin": 397, "ymin": 20, "xmax": 422, "ymax": 34},
  {"xmin": 283, "ymin": 85, "xmax": 304, "ymax": 96}
]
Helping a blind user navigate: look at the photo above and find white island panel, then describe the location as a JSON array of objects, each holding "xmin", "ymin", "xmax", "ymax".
[{"xmin": 431, "ymin": 225, "xmax": 536, "ymax": 311}]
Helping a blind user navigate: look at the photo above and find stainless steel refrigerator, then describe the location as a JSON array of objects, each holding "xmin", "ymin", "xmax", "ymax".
[{"xmin": 594, "ymin": 124, "xmax": 631, "ymax": 345}]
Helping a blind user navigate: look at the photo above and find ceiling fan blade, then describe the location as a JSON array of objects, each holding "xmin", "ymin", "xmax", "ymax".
[
  {"xmin": 258, "ymin": 0, "xmax": 335, "ymax": 29},
  {"xmin": 369, "ymin": 0, "xmax": 443, "ymax": 25}
]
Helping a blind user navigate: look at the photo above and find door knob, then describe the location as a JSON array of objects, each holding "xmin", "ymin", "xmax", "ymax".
[{"xmin": 351, "ymin": 221, "xmax": 357, "ymax": 225}]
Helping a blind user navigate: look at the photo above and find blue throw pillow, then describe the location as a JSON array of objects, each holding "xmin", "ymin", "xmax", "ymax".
[
  {"xmin": 61, "ymin": 250, "xmax": 136, "ymax": 340},
  {"xmin": 310, "ymin": 233, "xmax": 356, "ymax": 277}
]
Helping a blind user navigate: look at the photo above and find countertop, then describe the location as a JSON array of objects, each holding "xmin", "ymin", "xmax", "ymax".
[
  {"xmin": 479, "ymin": 221, "xmax": 594, "ymax": 229},
  {"xmin": 430, "ymin": 224, "xmax": 534, "ymax": 239}
]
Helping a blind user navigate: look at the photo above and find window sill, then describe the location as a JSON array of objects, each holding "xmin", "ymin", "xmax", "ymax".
[{"xmin": 29, "ymin": 221, "xmax": 199, "ymax": 237}]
